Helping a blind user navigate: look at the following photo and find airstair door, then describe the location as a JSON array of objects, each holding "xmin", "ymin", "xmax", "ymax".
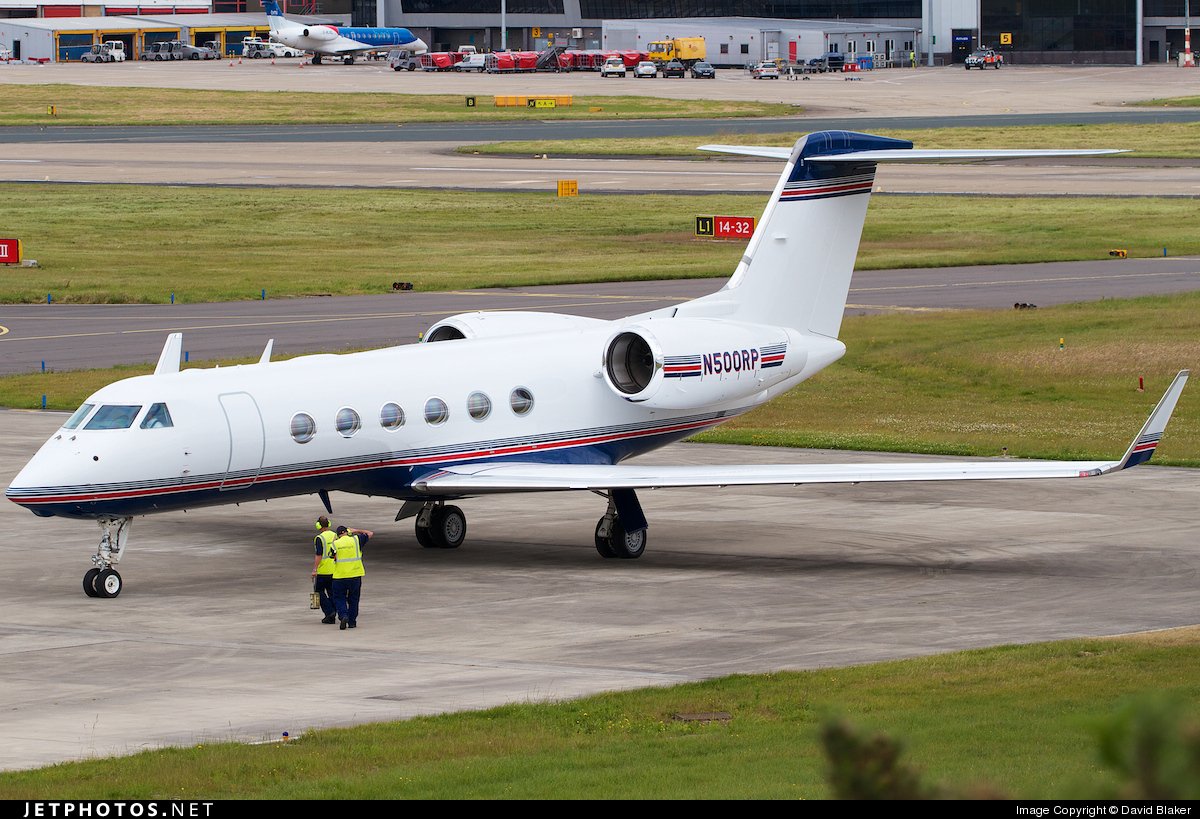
[{"xmin": 218, "ymin": 392, "xmax": 265, "ymax": 491}]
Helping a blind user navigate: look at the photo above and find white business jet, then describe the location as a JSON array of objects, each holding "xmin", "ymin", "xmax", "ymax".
[
  {"xmin": 262, "ymin": 0, "xmax": 427, "ymax": 65},
  {"xmin": 6, "ymin": 131, "xmax": 1188, "ymax": 598}
]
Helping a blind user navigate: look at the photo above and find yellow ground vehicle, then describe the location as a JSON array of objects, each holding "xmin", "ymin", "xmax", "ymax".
[{"xmin": 646, "ymin": 37, "xmax": 705, "ymax": 67}]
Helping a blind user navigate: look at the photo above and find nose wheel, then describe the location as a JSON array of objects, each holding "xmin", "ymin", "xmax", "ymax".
[{"xmin": 83, "ymin": 517, "xmax": 131, "ymax": 598}]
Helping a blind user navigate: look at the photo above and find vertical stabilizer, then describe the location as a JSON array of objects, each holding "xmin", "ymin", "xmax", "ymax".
[
  {"xmin": 686, "ymin": 131, "xmax": 912, "ymax": 338},
  {"xmin": 262, "ymin": 0, "xmax": 286, "ymax": 32}
]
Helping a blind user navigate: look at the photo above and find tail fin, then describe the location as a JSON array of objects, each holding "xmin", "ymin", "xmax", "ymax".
[
  {"xmin": 681, "ymin": 131, "xmax": 1125, "ymax": 338},
  {"xmin": 262, "ymin": 0, "xmax": 286, "ymax": 32},
  {"xmin": 1112, "ymin": 370, "xmax": 1190, "ymax": 470}
]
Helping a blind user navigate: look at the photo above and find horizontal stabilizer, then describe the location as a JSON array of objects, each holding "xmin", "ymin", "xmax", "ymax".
[{"xmin": 698, "ymin": 145, "xmax": 1127, "ymax": 162}]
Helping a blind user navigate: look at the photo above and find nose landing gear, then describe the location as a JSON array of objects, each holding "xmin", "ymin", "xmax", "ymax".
[{"xmin": 83, "ymin": 517, "xmax": 131, "ymax": 598}]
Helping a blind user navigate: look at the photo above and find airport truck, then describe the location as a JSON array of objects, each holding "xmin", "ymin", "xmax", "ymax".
[
  {"xmin": 646, "ymin": 37, "xmax": 705, "ymax": 68},
  {"xmin": 81, "ymin": 41, "xmax": 127, "ymax": 63}
]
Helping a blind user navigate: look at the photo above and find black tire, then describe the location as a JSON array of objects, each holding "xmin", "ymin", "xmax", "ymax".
[
  {"xmin": 431, "ymin": 505, "xmax": 466, "ymax": 549},
  {"xmin": 407, "ymin": 64, "xmax": 415, "ymax": 71},
  {"xmin": 154, "ymin": 54, "xmax": 163, "ymax": 61},
  {"xmin": 607, "ymin": 518, "xmax": 646, "ymax": 560},
  {"xmin": 83, "ymin": 568, "xmax": 101, "ymax": 597},
  {"xmin": 96, "ymin": 568, "xmax": 122, "ymax": 598},
  {"xmin": 252, "ymin": 52, "xmax": 262, "ymax": 59},
  {"xmin": 595, "ymin": 518, "xmax": 617, "ymax": 558},
  {"xmin": 415, "ymin": 520, "xmax": 436, "ymax": 548},
  {"xmin": 190, "ymin": 52, "xmax": 199, "ymax": 60}
]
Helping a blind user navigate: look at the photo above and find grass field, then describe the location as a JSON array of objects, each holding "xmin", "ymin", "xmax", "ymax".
[
  {"xmin": 5, "ymin": 293, "xmax": 1198, "ymax": 465},
  {"xmin": 460, "ymin": 121, "xmax": 1200, "ymax": 158},
  {"xmin": 1, "ymin": 185, "xmax": 1197, "ymax": 304},
  {"xmin": 1, "ymin": 628, "xmax": 1196, "ymax": 798},
  {"xmin": 1135, "ymin": 94, "xmax": 1200, "ymax": 108},
  {"xmin": 0, "ymin": 84, "xmax": 794, "ymax": 125}
]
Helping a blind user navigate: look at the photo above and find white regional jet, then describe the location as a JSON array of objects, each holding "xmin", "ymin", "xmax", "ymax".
[
  {"xmin": 6, "ymin": 131, "xmax": 1189, "ymax": 599},
  {"xmin": 262, "ymin": 0, "xmax": 427, "ymax": 65}
]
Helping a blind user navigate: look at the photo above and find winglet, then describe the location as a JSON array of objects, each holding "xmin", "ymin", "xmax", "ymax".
[
  {"xmin": 153, "ymin": 332, "xmax": 183, "ymax": 375},
  {"xmin": 259, "ymin": 339, "xmax": 274, "ymax": 365},
  {"xmin": 1111, "ymin": 370, "xmax": 1190, "ymax": 471}
]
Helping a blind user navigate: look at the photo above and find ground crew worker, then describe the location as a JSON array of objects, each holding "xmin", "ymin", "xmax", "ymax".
[
  {"xmin": 331, "ymin": 524, "xmax": 373, "ymax": 630},
  {"xmin": 311, "ymin": 515, "xmax": 337, "ymax": 624},
  {"xmin": 910, "ymin": 49, "xmax": 917, "ymax": 68}
]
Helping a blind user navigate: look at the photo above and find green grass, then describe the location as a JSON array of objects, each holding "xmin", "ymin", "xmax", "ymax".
[
  {"xmin": 2, "ymin": 184, "xmax": 1197, "ymax": 304},
  {"xmin": 6, "ymin": 293, "xmax": 1199, "ymax": 466},
  {"xmin": 697, "ymin": 292, "xmax": 1200, "ymax": 465},
  {"xmin": 1, "ymin": 628, "xmax": 1196, "ymax": 798},
  {"xmin": 0, "ymin": 84, "xmax": 794, "ymax": 125},
  {"xmin": 1133, "ymin": 95, "xmax": 1200, "ymax": 108},
  {"xmin": 460, "ymin": 121, "xmax": 1200, "ymax": 158}
]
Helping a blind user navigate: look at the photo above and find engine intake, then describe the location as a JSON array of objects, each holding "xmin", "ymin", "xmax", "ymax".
[{"xmin": 601, "ymin": 319, "xmax": 806, "ymax": 409}]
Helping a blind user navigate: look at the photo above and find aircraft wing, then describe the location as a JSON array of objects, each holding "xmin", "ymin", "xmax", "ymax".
[
  {"xmin": 413, "ymin": 370, "xmax": 1187, "ymax": 495},
  {"xmin": 697, "ymin": 145, "xmax": 1127, "ymax": 162}
]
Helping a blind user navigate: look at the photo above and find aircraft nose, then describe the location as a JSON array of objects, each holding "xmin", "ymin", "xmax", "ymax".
[{"xmin": 412, "ymin": 37, "xmax": 428, "ymax": 54}]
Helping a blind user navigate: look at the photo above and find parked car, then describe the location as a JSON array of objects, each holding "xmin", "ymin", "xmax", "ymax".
[
  {"xmin": 751, "ymin": 61, "xmax": 780, "ymax": 79},
  {"xmin": 268, "ymin": 38, "xmax": 303, "ymax": 58},
  {"xmin": 661, "ymin": 58, "xmax": 686, "ymax": 78},
  {"xmin": 806, "ymin": 52, "xmax": 845, "ymax": 72},
  {"xmin": 633, "ymin": 60, "xmax": 657, "ymax": 78},
  {"xmin": 965, "ymin": 48, "xmax": 1003, "ymax": 69},
  {"xmin": 690, "ymin": 60, "xmax": 716, "ymax": 78},
  {"xmin": 389, "ymin": 48, "xmax": 421, "ymax": 71},
  {"xmin": 180, "ymin": 42, "xmax": 219, "ymax": 60},
  {"xmin": 600, "ymin": 56, "xmax": 627, "ymax": 77},
  {"xmin": 454, "ymin": 53, "xmax": 488, "ymax": 72}
]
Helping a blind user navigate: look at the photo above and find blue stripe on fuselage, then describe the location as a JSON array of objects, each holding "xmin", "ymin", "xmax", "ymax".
[
  {"xmin": 339, "ymin": 28, "xmax": 419, "ymax": 47},
  {"xmin": 17, "ymin": 424, "xmax": 711, "ymax": 520}
]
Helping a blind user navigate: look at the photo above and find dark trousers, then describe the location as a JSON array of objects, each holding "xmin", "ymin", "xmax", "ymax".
[
  {"xmin": 332, "ymin": 576, "xmax": 362, "ymax": 624},
  {"xmin": 313, "ymin": 573, "xmax": 335, "ymax": 618}
]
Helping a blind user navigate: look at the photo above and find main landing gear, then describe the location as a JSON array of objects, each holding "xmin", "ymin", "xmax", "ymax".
[
  {"xmin": 594, "ymin": 492, "xmax": 647, "ymax": 559},
  {"xmin": 400, "ymin": 501, "xmax": 467, "ymax": 549},
  {"xmin": 83, "ymin": 517, "xmax": 131, "ymax": 598},
  {"xmin": 398, "ymin": 488, "xmax": 649, "ymax": 559}
]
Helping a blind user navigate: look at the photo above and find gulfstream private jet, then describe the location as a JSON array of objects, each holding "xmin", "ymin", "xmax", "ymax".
[{"xmin": 6, "ymin": 131, "xmax": 1189, "ymax": 598}]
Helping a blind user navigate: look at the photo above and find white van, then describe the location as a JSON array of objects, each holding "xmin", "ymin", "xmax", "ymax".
[{"xmin": 454, "ymin": 53, "xmax": 488, "ymax": 72}]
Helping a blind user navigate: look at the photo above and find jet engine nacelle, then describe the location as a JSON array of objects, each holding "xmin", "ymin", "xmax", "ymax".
[
  {"xmin": 302, "ymin": 26, "xmax": 338, "ymax": 41},
  {"xmin": 423, "ymin": 311, "xmax": 606, "ymax": 343},
  {"xmin": 602, "ymin": 318, "xmax": 807, "ymax": 409}
]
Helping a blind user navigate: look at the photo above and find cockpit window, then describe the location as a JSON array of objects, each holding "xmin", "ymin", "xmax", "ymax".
[
  {"xmin": 63, "ymin": 403, "xmax": 95, "ymax": 430},
  {"xmin": 139, "ymin": 403, "xmax": 174, "ymax": 429},
  {"xmin": 84, "ymin": 405, "xmax": 142, "ymax": 431}
]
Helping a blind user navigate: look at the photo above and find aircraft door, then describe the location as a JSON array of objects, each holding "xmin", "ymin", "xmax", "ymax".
[{"xmin": 218, "ymin": 392, "xmax": 265, "ymax": 491}]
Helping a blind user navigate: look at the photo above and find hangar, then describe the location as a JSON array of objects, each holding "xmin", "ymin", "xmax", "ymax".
[{"xmin": 0, "ymin": 9, "xmax": 337, "ymax": 60}]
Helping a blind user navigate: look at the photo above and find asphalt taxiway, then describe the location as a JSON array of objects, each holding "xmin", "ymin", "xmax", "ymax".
[{"xmin": 1, "ymin": 408, "xmax": 1197, "ymax": 771}]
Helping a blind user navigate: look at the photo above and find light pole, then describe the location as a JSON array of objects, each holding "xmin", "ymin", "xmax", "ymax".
[
  {"xmin": 1186, "ymin": 0, "xmax": 1193, "ymax": 66},
  {"xmin": 501, "ymin": 0, "xmax": 507, "ymax": 51}
]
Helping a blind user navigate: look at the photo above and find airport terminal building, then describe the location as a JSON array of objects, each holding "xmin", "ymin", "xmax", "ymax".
[{"xmin": 1, "ymin": 0, "xmax": 1197, "ymax": 64}]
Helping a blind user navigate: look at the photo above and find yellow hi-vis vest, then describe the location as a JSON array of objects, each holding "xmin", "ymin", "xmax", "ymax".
[
  {"xmin": 331, "ymin": 533, "xmax": 365, "ymax": 580},
  {"xmin": 315, "ymin": 529, "xmax": 336, "ymax": 575}
]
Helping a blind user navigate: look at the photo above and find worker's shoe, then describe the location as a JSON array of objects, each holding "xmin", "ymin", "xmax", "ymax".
[
  {"xmin": 339, "ymin": 619, "xmax": 347, "ymax": 630},
  {"xmin": 321, "ymin": 615, "xmax": 336, "ymax": 624},
  {"xmin": 348, "ymin": 622, "xmax": 357, "ymax": 628}
]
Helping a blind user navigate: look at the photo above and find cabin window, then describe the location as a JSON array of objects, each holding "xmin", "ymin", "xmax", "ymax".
[
  {"xmin": 424, "ymin": 397, "xmax": 449, "ymax": 426},
  {"xmin": 290, "ymin": 412, "xmax": 316, "ymax": 443},
  {"xmin": 467, "ymin": 391, "xmax": 492, "ymax": 421},
  {"xmin": 139, "ymin": 403, "xmax": 174, "ymax": 429},
  {"xmin": 509, "ymin": 387, "xmax": 534, "ymax": 416},
  {"xmin": 63, "ymin": 403, "xmax": 95, "ymax": 430},
  {"xmin": 84, "ymin": 405, "xmax": 142, "ymax": 431},
  {"xmin": 380, "ymin": 402, "xmax": 405, "ymax": 430},
  {"xmin": 336, "ymin": 407, "xmax": 361, "ymax": 437}
]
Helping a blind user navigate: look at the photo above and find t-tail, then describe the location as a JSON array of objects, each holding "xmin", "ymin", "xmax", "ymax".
[
  {"xmin": 262, "ymin": 0, "xmax": 286, "ymax": 32},
  {"xmin": 679, "ymin": 131, "xmax": 1124, "ymax": 339}
]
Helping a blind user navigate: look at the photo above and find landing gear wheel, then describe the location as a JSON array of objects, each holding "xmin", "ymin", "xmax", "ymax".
[
  {"xmin": 430, "ymin": 505, "xmax": 466, "ymax": 549},
  {"xmin": 607, "ymin": 518, "xmax": 646, "ymax": 560},
  {"xmin": 96, "ymin": 568, "xmax": 122, "ymax": 598},
  {"xmin": 594, "ymin": 518, "xmax": 616, "ymax": 558},
  {"xmin": 415, "ymin": 521, "xmax": 436, "ymax": 548},
  {"xmin": 83, "ymin": 568, "xmax": 101, "ymax": 598}
]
